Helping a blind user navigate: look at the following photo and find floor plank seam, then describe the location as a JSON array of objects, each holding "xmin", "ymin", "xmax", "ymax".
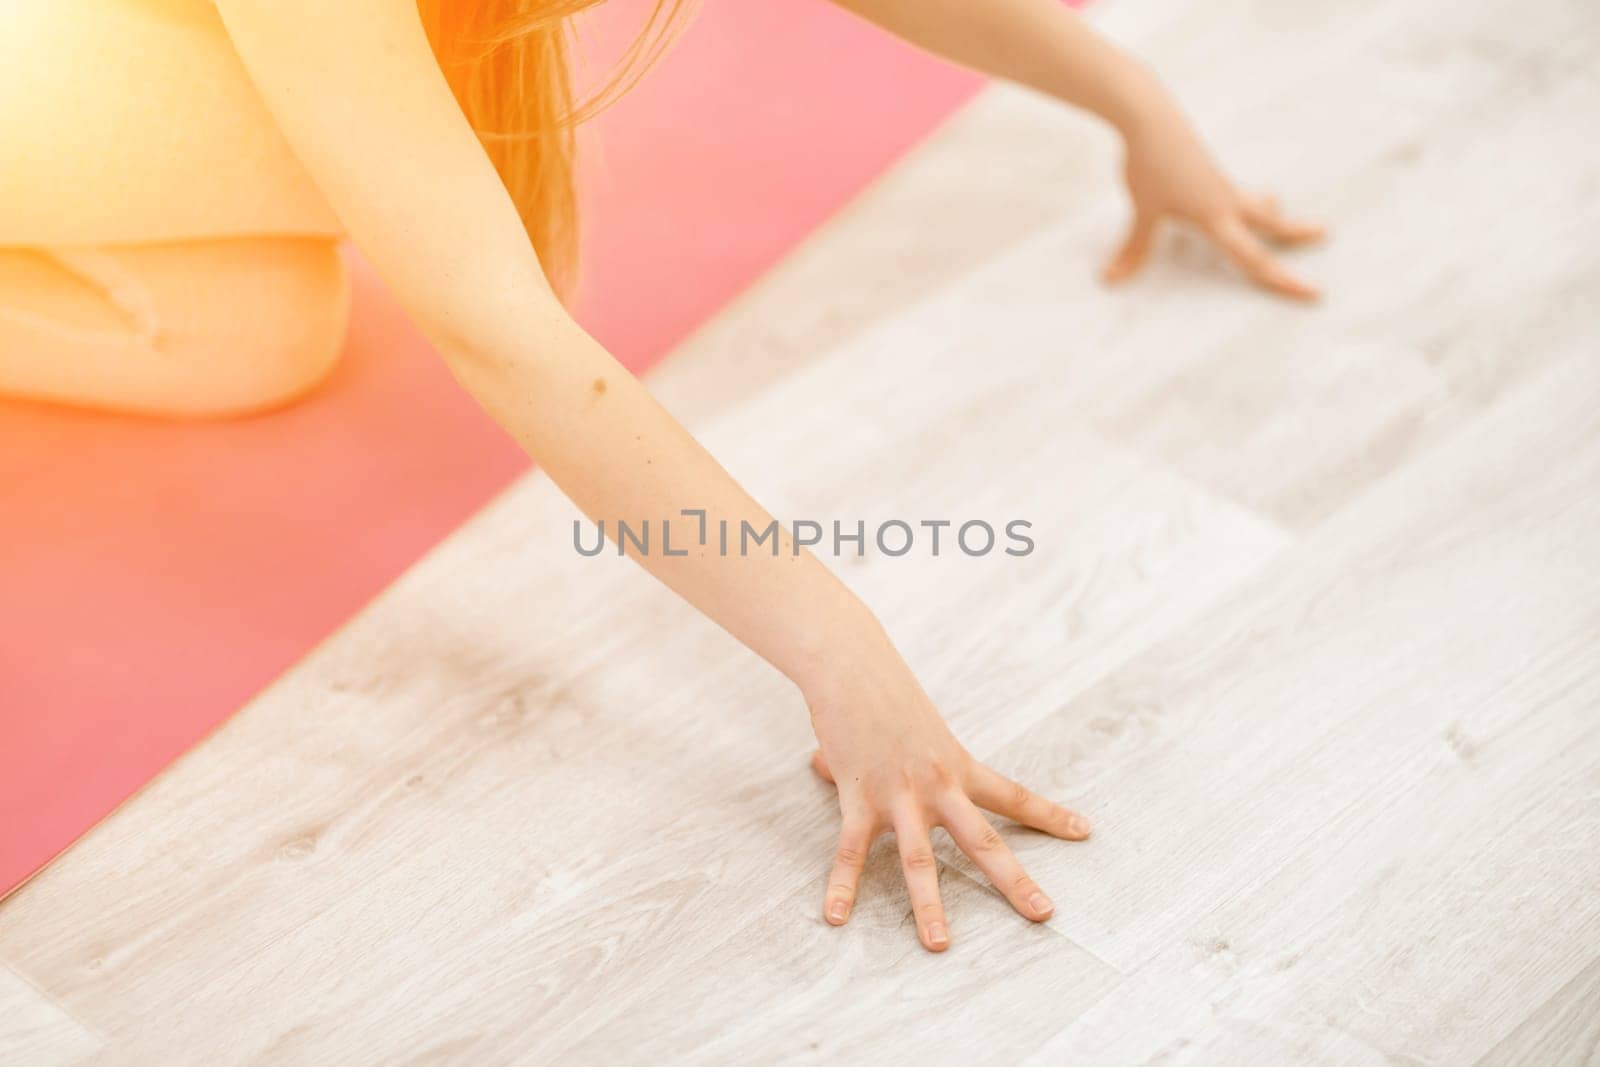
[{"xmin": 0, "ymin": 959, "xmax": 107, "ymax": 1049}]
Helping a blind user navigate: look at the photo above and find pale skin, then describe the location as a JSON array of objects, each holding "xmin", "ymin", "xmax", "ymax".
[{"xmin": 10, "ymin": 0, "xmax": 1323, "ymax": 951}]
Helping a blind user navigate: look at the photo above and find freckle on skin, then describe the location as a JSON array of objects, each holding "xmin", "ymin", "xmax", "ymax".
[{"xmin": 592, "ymin": 377, "xmax": 607, "ymax": 396}]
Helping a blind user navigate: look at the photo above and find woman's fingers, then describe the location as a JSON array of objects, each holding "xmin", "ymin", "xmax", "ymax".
[
  {"xmin": 967, "ymin": 764, "xmax": 1092, "ymax": 841},
  {"xmin": 1241, "ymin": 194, "xmax": 1326, "ymax": 246},
  {"xmin": 939, "ymin": 794, "xmax": 1055, "ymax": 922},
  {"xmin": 894, "ymin": 811, "xmax": 950, "ymax": 951},
  {"xmin": 1105, "ymin": 201, "xmax": 1319, "ymax": 298},
  {"xmin": 823, "ymin": 815, "xmax": 875, "ymax": 926},
  {"xmin": 1207, "ymin": 215, "xmax": 1319, "ymax": 301},
  {"xmin": 1103, "ymin": 210, "xmax": 1160, "ymax": 283}
]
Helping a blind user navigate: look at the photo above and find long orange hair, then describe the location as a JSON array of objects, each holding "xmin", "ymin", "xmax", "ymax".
[{"xmin": 416, "ymin": 1, "xmax": 692, "ymax": 299}]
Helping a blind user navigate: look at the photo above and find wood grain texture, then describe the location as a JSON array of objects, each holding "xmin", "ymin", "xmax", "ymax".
[
  {"xmin": 3, "ymin": 0, "xmax": 1599, "ymax": 1061},
  {"xmin": 1481, "ymin": 958, "xmax": 1600, "ymax": 1067},
  {"xmin": 0, "ymin": 965, "xmax": 99, "ymax": 1067},
  {"xmin": 1020, "ymin": 356, "xmax": 1600, "ymax": 1065}
]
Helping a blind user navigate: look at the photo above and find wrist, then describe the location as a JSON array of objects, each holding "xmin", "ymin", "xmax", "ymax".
[
  {"xmin": 1102, "ymin": 58, "xmax": 1169, "ymax": 140},
  {"xmin": 789, "ymin": 608, "xmax": 897, "ymax": 709}
]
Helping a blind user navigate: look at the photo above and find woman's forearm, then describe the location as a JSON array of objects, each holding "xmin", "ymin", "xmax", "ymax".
[
  {"xmin": 449, "ymin": 318, "xmax": 889, "ymax": 699},
  {"xmin": 827, "ymin": 0, "xmax": 1160, "ymax": 134}
]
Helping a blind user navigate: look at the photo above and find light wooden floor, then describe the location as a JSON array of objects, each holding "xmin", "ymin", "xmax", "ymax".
[{"xmin": 5, "ymin": 0, "xmax": 1599, "ymax": 1062}]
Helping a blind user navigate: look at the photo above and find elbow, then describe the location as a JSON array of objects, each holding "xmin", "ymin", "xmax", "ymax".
[
  {"xmin": 436, "ymin": 331, "xmax": 545, "ymax": 413},
  {"xmin": 435, "ymin": 328, "xmax": 522, "ymax": 386},
  {"xmin": 428, "ymin": 307, "xmax": 591, "ymax": 417},
  {"xmin": 402, "ymin": 265, "xmax": 592, "ymax": 411}
]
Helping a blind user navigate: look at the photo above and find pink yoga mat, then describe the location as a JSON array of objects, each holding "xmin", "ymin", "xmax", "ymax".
[{"xmin": 0, "ymin": 0, "xmax": 980, "ymax": 896}]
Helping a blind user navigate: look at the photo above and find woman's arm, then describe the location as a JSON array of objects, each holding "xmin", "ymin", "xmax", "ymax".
[
  {"xmin": 213, "ymin": 0, "xmax": 1090, "ymax": 952},
  {"xmin": 828, "ymin": 0, "xmax": 1326, "ymax": 298},
  {"xmin": 212, "ymin": 0, "xmax": 876, "ymax": 694}
]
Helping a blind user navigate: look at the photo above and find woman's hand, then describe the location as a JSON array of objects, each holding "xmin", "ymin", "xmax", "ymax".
[
  {"xmin": 804, "ymin": 637, "xmax": 1091, "ymax": 952},
  {"xmin": 1105, "ymin": 79, "xmax": 1326, "ymax": 300},
  {"xmin": 825, "ymin": 0, "xmax": 1326, "ymax": 300}
]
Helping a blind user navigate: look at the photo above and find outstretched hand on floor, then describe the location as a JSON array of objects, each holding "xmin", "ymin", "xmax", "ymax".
[
  {"xmin": 1104, "ymin": 79, "xmax": 1327, "ymax": 301},
  {"xmin": 804, "ymin": 649, "xmax": 1090, "ymax": 953}
]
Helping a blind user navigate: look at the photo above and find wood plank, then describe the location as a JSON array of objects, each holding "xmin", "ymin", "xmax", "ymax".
[
  {"xmin": 1019, "ymin": 356, "xmax": 1600, "ymax": 1063},
  {"xmin": 1481, "ymin": 958, "xmax": 1600, "ymax": 1067},
  {"xmin": 0, "ymin": 964, "xmax": 99, "ymax": 1067}
]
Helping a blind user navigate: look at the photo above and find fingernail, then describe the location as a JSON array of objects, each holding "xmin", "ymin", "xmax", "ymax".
[
  {"xmin": 1070, "ymin": 815, "xmax": 1092, "ymax": 837},
  {"xmin": 927, "ymin": 922, "xmax": 949, "ymax": 949},
  {"xmin": 827, "ymin": 900, "xmax": 848, "ymax": 924},
  {"xmin": 1029, "ymin": 892, "xmax": 1054, "ymax": 917}
]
